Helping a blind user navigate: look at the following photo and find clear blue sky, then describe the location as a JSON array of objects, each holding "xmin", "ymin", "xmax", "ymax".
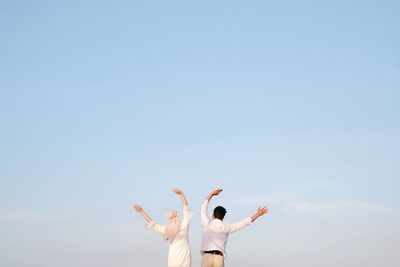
[{"xmin": 1, "ymin": 1, "xmax": 399, "ymax": 266}]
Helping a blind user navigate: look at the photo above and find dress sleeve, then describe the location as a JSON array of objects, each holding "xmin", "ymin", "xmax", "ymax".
[
  {"xmin": 146, "ymin": 221, "xmax": 166, "ymax": 234},
  {"xmin": 181, "ymin": 205, "xmax": 193, "ymax": 229}
]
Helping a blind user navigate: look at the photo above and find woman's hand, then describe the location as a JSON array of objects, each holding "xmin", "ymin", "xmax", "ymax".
[
  {"xmin": 133, "ymin": 204, "xmax": 143, "ymax": 213},
  {"xmin": 173, "ymin": 188, "xmax": 188, "ymax": 206},
  {"xmin": 172, "ymin": 188, "xmax": 183, "ymax": 195}
]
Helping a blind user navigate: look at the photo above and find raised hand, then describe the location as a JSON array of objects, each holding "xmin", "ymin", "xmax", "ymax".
[
  {"xmin": 173, "ymin": 188, "xmax": 188, "ymax": 206},
  {"xmin": 173, "ymin": 188, "xmax": 183, "ymax": 195},
  {"xmin": 211, "ymin": 188, "xmax": 223, "ymax": 196},
  {"xmin": 207, "ymin": 188, "xmax": 223, "ymax": 200},
  {"xmin": 250, "ymin": 206, "xmax": 268, "ymax": 222},
  {"xmin": 133, "ymin": 204, "xmax": 143, "ymax": 213},
  {"xmin": 133, "ymin": 204, "xmax": 153, "ymax": 222},
  {"xmin": 257, "ymin": 206, "xmax": 268, "ymax": 216}
]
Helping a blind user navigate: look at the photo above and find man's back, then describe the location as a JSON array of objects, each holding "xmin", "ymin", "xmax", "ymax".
[
  {"xmin": 200, "ymin": 199, "xmax": 252, "ymax": 257},
  {"xmin": 199, "ymin": 188, "xmax": 268, "ymax": 267}
]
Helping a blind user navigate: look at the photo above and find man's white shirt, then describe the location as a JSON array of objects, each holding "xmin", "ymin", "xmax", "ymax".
[{"xmin": 200, "ymin": 199, "xmax": 252, "ymax": 257}]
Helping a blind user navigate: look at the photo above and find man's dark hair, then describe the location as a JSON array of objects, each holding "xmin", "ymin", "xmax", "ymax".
[{"xmin": 213, "ymin": 206, "xmax": 227, "ymax": 220}]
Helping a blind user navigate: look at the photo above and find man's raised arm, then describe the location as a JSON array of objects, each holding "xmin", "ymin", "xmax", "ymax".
[
  {"xmin": 206, "ymin": 188, "xmax": 223, "ymax": 201},
  {"xmin": 227, "ymin": 206, "xmax": 268, "ymax": 233},
  {"xmin": 250, "ymin": 206, "xmax": 268, "ymax": 222},
  {"xmin": 201, "ymin": 188, "xmax": 223, "ymax": 226}
]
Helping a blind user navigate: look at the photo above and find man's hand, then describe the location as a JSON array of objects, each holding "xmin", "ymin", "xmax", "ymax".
[
  {"xmin": 211, "ymin": 188, "xmax": 223, "ymax": 196},
  {"xmin": 207, "ymin": 188, "xmax": 223, "ymax": 200},
  {"xmin": 257, "ymin": 206, "xmax": 268, "ymax": 216},
  {"xmin": 172, "ymin": 188, "xmax": 183, "ymax": 195},
  {"xmin": 133, "ymin": 204, "xmax": 143, "ymax": 213},
  {"xmin": 250, "ymin": 206, "xmax": 268, "ymax": 222}
]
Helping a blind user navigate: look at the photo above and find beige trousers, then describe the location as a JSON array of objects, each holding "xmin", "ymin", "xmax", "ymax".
[{"xmin": 201, "ymin": 253, "xmax": 224, "ymax": 267}]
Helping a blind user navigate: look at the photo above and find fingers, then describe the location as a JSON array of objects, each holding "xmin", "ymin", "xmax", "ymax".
[
  {"xmin": 213, "ymin": 188, "xmax": 223, "ymax": 195},
  {"xmin": 133, "ymin": 204, "xmax": 143, "ymax": 212},
  {"xmin": 257, "ymin": 206, "xmax": 268, "ymax": 215},
  {"xmin": 172, "ymin": 188, "xmax": 183, "ymax": 194}
]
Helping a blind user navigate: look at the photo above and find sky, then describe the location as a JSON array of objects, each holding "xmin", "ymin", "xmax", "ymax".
[{"xmin": 0, "ymin": 0, "xmax": 399, "ymax": 266}]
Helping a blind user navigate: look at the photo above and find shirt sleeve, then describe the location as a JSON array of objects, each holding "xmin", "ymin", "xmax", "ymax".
[
  {"xmin": 226, "ymin": 217, "xmax": 252, "ymax": 234},
  {"xmin": 201, "ymin": 199, "xmax": 210, "ymax": 227},
  {"xmin": 146, "ymin": 221, "xmax": 166, "ymax": 234},
  {"xmin": 181, "ymin": 205, "xmax": 193, "ymax": 229}
]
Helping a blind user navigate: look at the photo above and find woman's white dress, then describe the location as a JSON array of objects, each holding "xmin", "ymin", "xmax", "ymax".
[{"xmin": 146, "ymin": 205, "xmax": 193, "ymax": 267}]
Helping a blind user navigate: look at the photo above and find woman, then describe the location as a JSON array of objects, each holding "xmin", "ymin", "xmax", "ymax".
[{"xmin": 134, "ymin": 188, "xmax": 193, "ymax": 267}]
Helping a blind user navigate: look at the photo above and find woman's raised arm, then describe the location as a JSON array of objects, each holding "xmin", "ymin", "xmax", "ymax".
[
  {"xmin": 172, "ymin": 188, "xmax": 188, "ymax": 207},
  {"xmin": 133, "ymin": 204, "xmax": 153, "ymax": 223}
]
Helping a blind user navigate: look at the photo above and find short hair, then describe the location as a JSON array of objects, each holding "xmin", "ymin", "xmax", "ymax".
[{"xmin": 213, "ymin": 206, "xmax": 227, "ymax": 220}]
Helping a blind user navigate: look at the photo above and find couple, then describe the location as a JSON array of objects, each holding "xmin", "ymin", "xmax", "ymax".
[{"xmin": 134, "ymin": 188, "xmax": 268, "ymax": 267}]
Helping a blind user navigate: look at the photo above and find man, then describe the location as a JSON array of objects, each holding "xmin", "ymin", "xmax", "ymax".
[{"xmin": 200, "ymin": 188, "xmax": 268, "ymax": 267}]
